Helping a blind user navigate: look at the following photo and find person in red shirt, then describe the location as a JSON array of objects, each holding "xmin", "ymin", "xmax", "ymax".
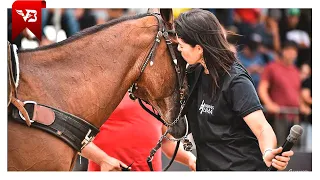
[
  {"xmin": 80, "ymin": 92, "xmax": 196, "ymax": 171},
  {"xmin": 234, "ymin": 9, "xmax": 261, "ymax": 25},
  {"xmin": 258, "ymin": 40, "xmax": 301, "ymax": 146}
]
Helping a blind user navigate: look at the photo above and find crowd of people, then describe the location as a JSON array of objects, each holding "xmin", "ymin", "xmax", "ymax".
[
  {"xmin": 226, "ymin": 9, "xmax": 312, "ymax": 151},
  {"xmin": 8, "ymin": 8, "xmax": 312, "ymax": 171}
]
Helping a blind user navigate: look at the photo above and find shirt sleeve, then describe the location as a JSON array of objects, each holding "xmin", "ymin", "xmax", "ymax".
[
  {"xmin": 228, "ymin": 74, "xmax": 263, "ymax": 118},
  {"xmin": 302, "ymin": 77, "xmax": 311, "ymax": 90},
  {"xmin": 260, "ymin": 63, "xmax": 273, "ymax": 82}
]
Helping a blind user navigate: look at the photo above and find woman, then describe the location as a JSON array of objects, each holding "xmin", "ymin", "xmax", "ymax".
[
  {"xmin": 80, "ymin": 92, "xmax": 196, "ymax": 171},
  {"xmin": 175, "ymin": 9, "xmax": 293, "ymax": 171}
]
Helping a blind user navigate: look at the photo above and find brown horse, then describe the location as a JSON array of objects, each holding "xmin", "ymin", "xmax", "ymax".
[{"xmin": 7, "ymin": 9, "xmax": 187, "ymax": 171}]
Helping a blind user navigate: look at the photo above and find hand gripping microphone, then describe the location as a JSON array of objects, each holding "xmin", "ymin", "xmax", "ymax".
[{"xmin": 267, "ymin": 125, "xmax": 303, "ymax": 171}]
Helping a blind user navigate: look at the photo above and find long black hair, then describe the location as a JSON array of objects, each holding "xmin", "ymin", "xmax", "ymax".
[{"xmin": 174, "ymin": 9, "xmax": 237, "ymax": 90}]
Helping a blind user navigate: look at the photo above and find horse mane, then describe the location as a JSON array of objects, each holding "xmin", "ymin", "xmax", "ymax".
[{"xmin": 19, "ymin": 13, "xmax": 148, "ymax": 53}]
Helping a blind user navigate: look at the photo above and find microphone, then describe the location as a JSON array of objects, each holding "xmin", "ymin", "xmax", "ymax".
[{"xmin": 267, "ymin": 125, "xmax": 303, "ymax": 171}]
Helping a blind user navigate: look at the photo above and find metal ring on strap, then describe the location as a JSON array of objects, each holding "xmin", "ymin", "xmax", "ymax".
[{"xmin": 18, "ymin": 100, "xmax": 36, "ymax": 123}]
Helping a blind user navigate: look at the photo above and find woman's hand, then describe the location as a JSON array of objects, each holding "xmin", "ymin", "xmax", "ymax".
[
  {"xmin": 263, "ymin": 147, "xmax": 294, "ymax": 170},
  {"xmin": 100, "ymin": 156, "xmax": 130, "ymax": 171},
  {"xmin": 265, "ymin": 102, "xmax": 280, "ymax": 114},
  {"xmin": 187, "ymin": 152, "xmax": 196, "ymax": 171}
]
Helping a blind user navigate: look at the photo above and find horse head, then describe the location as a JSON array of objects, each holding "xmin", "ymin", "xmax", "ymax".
[
  {"xmin": 8, "ymin": 9, "xmax": 189, "ymax": 170},
  {"xmin": 131, "ymin": 8, "xmax": 188, "ymax": 139}
]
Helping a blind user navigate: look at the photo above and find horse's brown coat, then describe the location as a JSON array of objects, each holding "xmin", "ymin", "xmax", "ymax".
[{"xmin": 8, "ymin": 11, "xmax": 187, "ymax": 171}]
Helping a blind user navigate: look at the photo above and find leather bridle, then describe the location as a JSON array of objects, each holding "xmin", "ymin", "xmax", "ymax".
[{"xmin": 127, "ymin": 13, "xmax": 193, "ymax": 171}]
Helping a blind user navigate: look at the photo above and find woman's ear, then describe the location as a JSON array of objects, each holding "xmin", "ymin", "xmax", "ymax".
[{"xmin": 195, "ymin": 44, "xmax": 203, "ymax": 56}]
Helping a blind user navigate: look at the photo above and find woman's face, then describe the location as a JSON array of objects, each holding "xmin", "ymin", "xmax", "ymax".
[{"xmin": 177, "ymin": 38, "xmax": 203, "ymax": 65}]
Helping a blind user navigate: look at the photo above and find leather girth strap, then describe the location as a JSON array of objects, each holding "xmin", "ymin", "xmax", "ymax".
[{"xmin": 11, "ymin": 103, "xmax": 100, "ymax": 152}]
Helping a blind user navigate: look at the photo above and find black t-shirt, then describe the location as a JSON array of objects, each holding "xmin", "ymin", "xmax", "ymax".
[
  {"xmin": 186, "ymin": 62, "xmax": 267, "ymax": 171},
  {"xmin": 301, "ymin": 76, "xmax": 312, "ymax": 123},
  {"xmin": 302, "ymin": 76, "xmax": 312, "ymax": 97}
]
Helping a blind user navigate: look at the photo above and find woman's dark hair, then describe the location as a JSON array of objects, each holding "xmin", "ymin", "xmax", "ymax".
[{"xmin": 174, "ymin": 9, "xmax": 237, "ymax": 90}]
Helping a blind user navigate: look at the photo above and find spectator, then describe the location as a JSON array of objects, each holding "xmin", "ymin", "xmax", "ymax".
[
  {"xmin": 203, "ymin": 9, "xmax": 234, "ymax": 28},
  {"xmin": 40, "ymin": 8, "xmax": 80, "ymax": 46},
  {"xmin": 75, "ymin": 9, "xmax": 97, "ymax": 31},
  {"xmin": 300, "ymin": 62, "xmax": 311, "ymax": 81},
  {"xmin": 238, "ymin": 33, "xmax": 267, "ymax": 88},
  {"xmin": 234, "ymin": 8, "xmax": 261, "ymax": 25},
  {"xmin": 42, "ymin": 8, "xmax": 80, "ymax": 38},
  {"xmin": 127, "ymin": 8, "xmax": 148, "ymax": 15},
  {"xmin": 279, "ymin": 9, "xmax": 308, "ymax": 47},
  {"xmin": 91, "ymin": 9, "xmax": 108, "ymax": 24},
  {"xmin": 258, "ymin": 41, "xmax": 301, "ymax": 146},
  {"xmin": 264, "ymin": 10, "xmax": 281, "ymax": 52},
  {"xmin": 278, "ymin": 8, "xmax": 311, "ymax": 67},
  {"xmin": 80, "ymin": 93, "xmax": 196, "ymax": 171},
  {"xmin": 300, "ymin": 73, "xmax": 311, "ymax": 152},
  {"xmin": 106, "ymin": 9, "xmax": 128, "ymax": 21},
  {"xmin": 234, "ymin": 8, "xmax": 277, "ymax": 55}
]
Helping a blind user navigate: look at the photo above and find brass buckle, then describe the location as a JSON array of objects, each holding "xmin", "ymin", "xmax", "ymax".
[{"xmin": 81, "ymin": 129, "xmax": 94, "ymax": 150}]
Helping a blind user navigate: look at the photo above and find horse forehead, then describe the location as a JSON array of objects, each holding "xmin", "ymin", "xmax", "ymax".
[{"xmin": 140, "ymin": 16, "xmax": 159, "ymax": 27}]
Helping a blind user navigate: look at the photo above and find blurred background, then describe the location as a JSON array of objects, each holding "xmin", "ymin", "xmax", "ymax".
[{"xmin": 7, "ymin": 8, "xmax": 312, "ymax": 171}]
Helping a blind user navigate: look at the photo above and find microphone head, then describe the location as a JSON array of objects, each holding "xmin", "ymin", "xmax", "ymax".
[
  {"xmin": 287, "ymin": 125, "xmax": 304, "ymax": 143},
  {"xmin": 290, "ymin": 125, "xmax": 304, "ymax": 138}
]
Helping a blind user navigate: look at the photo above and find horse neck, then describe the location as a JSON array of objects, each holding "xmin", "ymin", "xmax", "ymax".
[{"xmin": 17, "ymin": 16, "xmax": 158, "ymax": 128}]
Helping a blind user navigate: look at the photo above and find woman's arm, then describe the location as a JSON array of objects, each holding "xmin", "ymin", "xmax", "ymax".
[
  {"xmin": 243, "ymin": 110, "xmax": 277, "ymax": 154},
  {"xmin": 301, "ymin": 88, "xmax": 312, "ymax": 105},
  {"xmin": 243, "ymin": 110, "xmax": 294, "ymax": 170}
]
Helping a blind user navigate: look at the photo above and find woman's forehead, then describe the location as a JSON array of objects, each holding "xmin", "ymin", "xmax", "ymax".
[{"xmin": 177, "ymin": 38, "xmax": 187, "ymax": 44}]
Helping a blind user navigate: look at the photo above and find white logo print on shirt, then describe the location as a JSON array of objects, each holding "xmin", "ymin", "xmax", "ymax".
[{"xmin": 199, "ymin": 100, "xmax": 214, "ymax": 115}]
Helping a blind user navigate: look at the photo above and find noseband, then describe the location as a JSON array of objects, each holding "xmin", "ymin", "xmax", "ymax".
[{"xmin": 127, "ymin": 13, "xmax": 193, "ymax": 171}]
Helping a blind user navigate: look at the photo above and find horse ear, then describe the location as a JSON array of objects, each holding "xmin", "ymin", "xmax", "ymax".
[
  {"xmin": 147, "ymin": 8, "xmax": 160, "ymax": 14},
  {"xmin": 160, "ymin": 8, "xmax": 174, "ymax": 30}
]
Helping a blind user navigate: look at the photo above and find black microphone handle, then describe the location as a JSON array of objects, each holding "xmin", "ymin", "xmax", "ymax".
[{"xmin": 267, "ymin": 140, "xmax": 294, "ymax": 171}]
